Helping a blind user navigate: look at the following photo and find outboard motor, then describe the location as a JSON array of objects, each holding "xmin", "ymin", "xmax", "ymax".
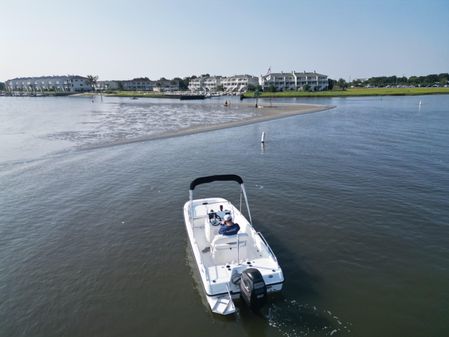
[{"xmin": 239, "ymin": 268, "xmax": 267, "ymax": 310}]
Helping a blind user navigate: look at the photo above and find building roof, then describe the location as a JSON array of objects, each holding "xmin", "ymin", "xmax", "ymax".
[
  {"xmin": 293, "ymin": 71, "xmax": 327, "ymax": 77},
  {"xmin": 261, "ymin": 71, "xmax": 327, "ymax": 78},
  {"xmin": 6, "ymin": 75, "xmax": 87, "ymax": 82}
]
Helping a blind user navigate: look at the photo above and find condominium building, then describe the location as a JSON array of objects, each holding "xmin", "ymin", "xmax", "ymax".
[
  {"xmin": 188, "ymin": 76, "xmax": 222, "ymax": 92},
  {"xmin": 203, "ymin": 76, "xmax": 223, "ymax": 92},
  {"xmin": 189, "ymin": 75, "xmax": 258, "ymax": 93},
  {"xmin": 96, "ymin": 80, "xmax": 121, "ymax": 91},
  {"xmin": 221, "ymin": 75, "xmax": 258, "ymax": 93},
  {"xmin": 188, "ymin": 76, "xmax": 218, "ymax": 92},
  {"xmin": 188, "ymin": 77, "xmax": 204, "ymax": 91},
  {"xmin": 121, "ymin": 78, "xmax": 155, "ymax": 91},
  {"xmin": 153, "ymin": 79, "xmax": 179, "ymax": 92},
  {"xmin": 260, "ymin": 73, "xmax": 296, "ymax": 91},
  {"xmin": 260, "ymin": 71, "xmax": 328, "ymax": 91},
  {"xmin": 5, "ymin": 75, "xmax": 91, "ymax": 93}
]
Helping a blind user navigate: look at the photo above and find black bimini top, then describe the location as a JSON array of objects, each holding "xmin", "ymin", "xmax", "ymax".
[{"xmin": 190, "ymin": 174, "xmax": 244, "ymax": 191}]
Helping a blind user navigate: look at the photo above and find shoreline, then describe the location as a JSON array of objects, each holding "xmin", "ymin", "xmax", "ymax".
[
  {"xmin": 243, "ymin": 87, "xmax": 449, "ymax": 98},
  {"xmin": 3, "ymin": 87, "xmax": 449, "ymax": 99},
  {"xmin": 82, "ymin": 103, "xmax": 335, "ymax": 150}
]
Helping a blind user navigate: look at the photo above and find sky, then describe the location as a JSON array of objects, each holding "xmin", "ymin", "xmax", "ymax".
[{"xmin": 1, "ymin": 0, "xmax": 448, "ymax": 81}]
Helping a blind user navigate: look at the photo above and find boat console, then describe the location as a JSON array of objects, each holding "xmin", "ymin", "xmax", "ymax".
[{"xmin": 204, "ymin": 207, "xmax": 232, "ymax": 243}]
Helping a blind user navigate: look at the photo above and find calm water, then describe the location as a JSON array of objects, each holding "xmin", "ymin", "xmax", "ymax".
[{"xmin": 1, "ymin": 95, "xmax": 448, "ymax": 337}]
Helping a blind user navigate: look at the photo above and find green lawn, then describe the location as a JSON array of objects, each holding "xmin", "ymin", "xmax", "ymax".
[{"xmin": 243, "ymin": 87, "xmax": 449, "ymax": 98}]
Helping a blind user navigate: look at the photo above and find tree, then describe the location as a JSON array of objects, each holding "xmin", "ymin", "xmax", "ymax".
[
  {"xmin": 438, "ymin": 73, "xmax": 449, "ymax": 86},
  {"xmin": 408, "ymin": 76, "xmax": 418, "ymax": 86},
  {"xmin": 350, "ymin": 79, "xmax": 364, "ymax": 88},
  {"xmin": 86, "ymin": 75, "xmax": 98, "ymax": 91},
  {"xmin": 337, "ymin": 78, "xmax": 347, "ymax": 90},
  {"xmin": 266, "ymin": 84, "xmax": 276, "ymax": 92},
  {"xmin": 247, "ymin": 83, "xmax": 256, "ymax": 91},
  {"xmin": 438, "ymin": 73, "xmax": 449, "ymax": 81},
  {"xmin": 398, "ymin": 76, "xmax": 408, "ymax": 85},
  {"xmin": 0, "ymin": 82, "xmax": 5, "ymax": 91},
  {"xmin": 328, "ymin": 79, "xmax": 335, "ymax": 90},
  {"xmin": 303, "ymin": 84, "xmax": 311, "ymax": 92},
  {"xmin": 175, "ymin": 77, "xmax": 187, "ymax": 90},
  {"xmin": 426, "ymin": 74, "xmax": 439, "ymax": 84}
]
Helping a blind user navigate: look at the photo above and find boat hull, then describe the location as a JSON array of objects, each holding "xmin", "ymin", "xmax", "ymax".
[{"xmin": 179, "ymin": 94, "xmax": 205, "ymax": 100}]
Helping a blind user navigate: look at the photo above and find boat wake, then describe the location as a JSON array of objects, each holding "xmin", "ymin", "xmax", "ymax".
[{"xmin": 265, "ymin": 299, "xmax": 352, "ymax": 336}]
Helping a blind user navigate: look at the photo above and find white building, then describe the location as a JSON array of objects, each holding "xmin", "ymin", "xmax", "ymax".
[
  {"xmin": 154, "ymin": 79, "xmax": 179, "ymax": 92},
  {"xmin": 260, "ymin": 71, "xmax": 328, "ymax": 91},
  {"xmin": 189, "ymin": 75, "xmax": 257, "ymax": 93},
  {"xmin": 188, "ymin": 76, "xmax": 222, "ymax": 92},
  {"xmin": 96, "ymin": 80, "xmax": 120, "ymax": 91},
  {"xmin": 203, "ymin": 76, "xmax": 223, "ymax": 92},
  {"xmin": 260, "ymin": 73, "xmax": 296, "ymax": 91},
  {"xmin": 188, "ymin": 76, "xmax": 221, "ymax": 92},
  {"xmin": 5, "ymin": 75, "xmax": 91, "ymax": 93},
  {"xmin": 188, "ymin": 77, "xmax": 204, "ymax": 91},
  {"xmin": 221, "ymin": 75, "xmax": 258, "ymax": 93},
  {"xmin": 121, "ymin": 78, "xmax": 155, "ymax": 91}
]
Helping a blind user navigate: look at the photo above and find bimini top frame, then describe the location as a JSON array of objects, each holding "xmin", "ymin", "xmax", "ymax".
[{"xmin": 188, "ymin": 174, "xmax": 252, "ymax": 225}]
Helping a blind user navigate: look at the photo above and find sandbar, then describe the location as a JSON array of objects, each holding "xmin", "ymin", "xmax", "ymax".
[
  {"xmin": 84, "ymin": 103, "xmax": 334, "ymax": 150},
  {"xmin": 152, "ymin": 102, "xmax": 335, "ymax": 139}
]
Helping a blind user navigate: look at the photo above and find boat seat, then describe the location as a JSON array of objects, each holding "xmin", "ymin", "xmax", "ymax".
[{"xmin": 211, "ymin": 233, "xmax": 249, "ymax": 264}]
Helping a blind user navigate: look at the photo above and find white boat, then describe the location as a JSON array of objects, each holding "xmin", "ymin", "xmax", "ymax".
[{"xmin": 183, "ymin": 175, "xmax": 284, "ymax": 315}]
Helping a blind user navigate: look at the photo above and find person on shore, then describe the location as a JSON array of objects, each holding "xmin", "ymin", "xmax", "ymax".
[{"xmin": 219, "ymin": 214, "xmax": 240, "ymax": 236}]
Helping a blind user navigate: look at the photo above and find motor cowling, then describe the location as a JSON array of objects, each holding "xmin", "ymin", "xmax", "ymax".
[{"xmin": 239, "ymin": 268, "xmax": 267, "ymax": 309}]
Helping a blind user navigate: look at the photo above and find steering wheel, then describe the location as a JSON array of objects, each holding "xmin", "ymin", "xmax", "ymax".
[{"xmin": 210, "ymin": 218, "xmax": 221, "ymax": 226}]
